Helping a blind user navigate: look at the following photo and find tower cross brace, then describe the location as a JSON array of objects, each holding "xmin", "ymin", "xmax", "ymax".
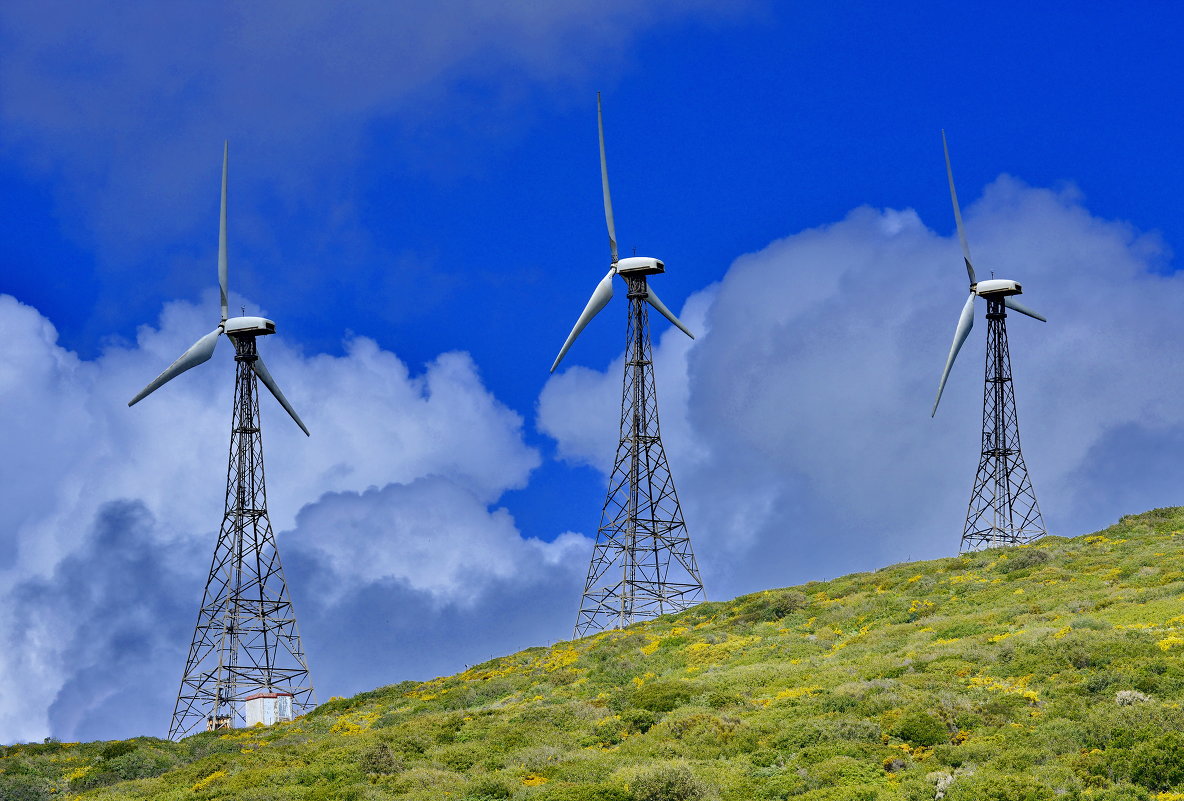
[
  {"xmin": 574, "ymin": 274, "xmax": 705, "ymax": 637},
  {"xmin": 961, "ymin": 296, "xmax": 1047, "ymax": 550},
  {"xmin": 169, "ymin": 333, "xmax": 315, "ymax": 739}
]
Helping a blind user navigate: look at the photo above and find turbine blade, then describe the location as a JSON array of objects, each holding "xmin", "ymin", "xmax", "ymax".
[
  {"xmin": 550, "ymin": 268, "xmax": 615, "ymax": 372},
  {"xmin": 645, "ymin": 285, "xmax": 695, "ymax": 340},
  {"xmin": 128, "ymin": 327, "xmax": 222, "ymax": 406},
  {"xmin": 597, "ymin": 92, "xmax": 618, "ymax": 264},
  {"xmin": 251, "ymin": 355, "xmax": 310, "ymax": 436},
  {"xmin": 931, "ymin": 292, "xmax": 977, "ymax": 417},
  {"xmin": 219, "ymin": 141, "xmax": 229, "ymax": 322},
  {"xmin": 1003, "ymin": 296, "xmax": 1047, "ymax": 323},
  {"xmin": 942, "ymin": 130, "xmax": 976, "ymax": 285}
]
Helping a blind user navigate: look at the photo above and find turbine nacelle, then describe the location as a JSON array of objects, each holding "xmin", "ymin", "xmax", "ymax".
[
  {"xmin": 224, "ymin": 316, "xmax": 277, "ymax": 336},
  {"xmin": 615, "ymin": 256, "xmax": 664, "ymax": 275},
  {"xmin": 973, "ymin": 279, "xmax": 1022, "ymax": 297}
]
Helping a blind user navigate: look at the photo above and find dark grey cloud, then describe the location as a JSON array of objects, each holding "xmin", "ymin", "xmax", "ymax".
[
  {"xmin": 1058, "ymin": 422, "xmax": 1184, "ymax": 528},
  {"xmin": 9, "ymin": 501, "xmax": 196, "ymax": 742},
  {"xmin": 2, "ymin": 487, "xmax": 586, "ymax": 743},
  {"xmin": 289, "ymin": 538, "xmax": 585, "ymax": 701}
]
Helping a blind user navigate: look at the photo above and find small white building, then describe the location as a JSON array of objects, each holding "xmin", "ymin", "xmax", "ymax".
[{"xmin": 244, "ymin": 692, "xmax": 294, "ymax": 727}]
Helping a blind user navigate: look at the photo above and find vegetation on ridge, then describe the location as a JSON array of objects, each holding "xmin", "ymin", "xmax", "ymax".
[{"xmin": 5, "ymin": 508, "xmax": 1184, "ymax": 800}]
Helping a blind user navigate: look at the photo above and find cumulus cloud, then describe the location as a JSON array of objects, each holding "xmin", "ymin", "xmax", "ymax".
[
  {"xmin": 0, "ymin": 292, "xmax": 584, "ymax": 742},
  {"xmin": 288, "ymin": 477, "xmax": 588, "ymax": 603},
  {"xmin": 4, "ymin": 175, "xmax": 1180, "ymax": 745},
  {"xmin": 540, "ymin": 177, "xmax": 1183, "ymax": 598},
  {"xmin": 0, "ymin": 290, "xmax": 540, "ymax": 569}
]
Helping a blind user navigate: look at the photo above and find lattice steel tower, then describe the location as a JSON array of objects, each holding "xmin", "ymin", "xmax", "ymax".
[
  {"xmin": 575, "ymin": 274, "xmax": 704, "ymax": 635},
  {"xmin": 128, "ymin": 143, "xmax": 315, "ymax": 738},
  {"xmin": 959, "ymin": 297, "xmax": 1046, "ymax": 549},
  {"xmin": 931, "ymin": 131, "xmax": 1048, "ymax": 551},
  {"xmin": 167, "ymin": 333, "xmax": 315, "ymax": 737},
  {"xmin": 552, "ymin": 95, "xmax": 705, "ymax": 638}
]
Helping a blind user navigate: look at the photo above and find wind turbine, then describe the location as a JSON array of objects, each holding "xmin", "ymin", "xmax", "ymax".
[
  {"xmin": 129, "ymin": 145, "xmax": 308, "ymax": 435},
  {"xmin": 130, "ymin": 143, "xmax": 315, "ymax": 738},
  {"xmin": 931, "ymin": 130, "xmax": 1048, "ymax": 551},
  {"xmin": 556, "ymin": 93, "xmax": 705, "ymax": 637}
]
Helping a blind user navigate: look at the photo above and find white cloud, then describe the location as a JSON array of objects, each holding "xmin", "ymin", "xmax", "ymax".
[
  {"xmin": 288, "ymin": 476, "xmax": 587, "ymax": 603},
  {"xmin": 540, "ymin": 177, "xmax": 1183, "ymax": 597},
  {"xmin": 3, "ymin": 175, "xmax": 1180, "ymax": 744},
  {"xmin": 538, "ymin": 289, "xmax": 714, "ymax": 475},
  {"xmin": 0, "ymin": 290, "xmax": 541, "ymax": 572}
]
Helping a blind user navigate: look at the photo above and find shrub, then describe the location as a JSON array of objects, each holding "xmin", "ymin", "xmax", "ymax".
[
  {"xmin": 463, "ymin": 775, "xmax": 513, "ymax": 799},
  {"xmin": 629, "ymin": 681, "xmax": 696, "ymax": 713},
  {"xmin": 1089, "ymin": 786, "xmax": 1151, "ymax": 800},
  {"xmin": 775, "ymin": 718, "xmax": 880, "ymax": 749},
  {"xmin": 735, "ymin": 590, "xmax": 809, "ymax": 622},
  {"xmin": 99, "ymin": 740, "xmax": 136, "ymax": 760},
  {"xmin": 378, "ymin": 730, "xmax": 432, "ymax": 755},
  {"xmin": 539, "ymin": 785, "xmax": 633, "ymax": 801},
  {"xmin": 585, "ymin": 716, "xmax": 624, "ymax": 747},
  {"xmin": 704, "ymin": 690, "xmax": 743, "ymax": 709},
  {"xmin": 305, "ymin": 788, "xmax": 363, "ymax": 801},
  {"xmin": 359, "ymin": 742, "xmax": 405, "ymax": 775},
  {"xmin": 107, "ymin": 747, "xmax": 176, "ymax": 780},
  {"xmin": 660, "ymin": 713, "xmax": 743, "ymax": 757},
  {"xmin": 1116, "ymin": 689, "xmax": 1152, "ymax": 706},
  {"xmin": 820, "ymin": 694, "xmax": 860, "ymax": 713},
  {"xmin": 1128, "ymin": 731, "xmax": 1184, "ymax": 790},
  {"xmin": 755, "ymin": 773, "xmax": 808, "ymax": 799},
  {"xmin": 944, "ymin": 772, "xmax": 1055, "ymax": 800},
  {"xmin": 437, "ymin": 742, "xmax": 482, "ymax": 771},
  {"xmin": 807, "ymin": 756, "xmax": 882, "ymax": 787},
  {"xmin": 184, "ymin": 734, "xmax": 243, "ymax": 760},
  {"xmin": 587, "ymin": 633, "xmax": 648, "ymax": 662},
  {"xmin": 68, "ymin": 770, "xmax": 123, "ymax": 791},
  {"xmin": 1083, "ymin": 702, "xmax": 1184, "ymax": 750},
  {"xmin": 1087, "ymin": 672, "xmax": 1119, "ymax": 694},
  {"xmin": 749, "ymin": 749, "xmax": 780, "ymax": 768},
  {"xmin": 630, "ymin": 763, "xmax": 713, "ymax": 801},
  {"xmin": 891, "ymin": 710, "xmax": 948, "ymax": 747},
  {"xmin": 619, "ymin": 707, "xmax": 658, "ymax": 733},
  {"xmin": 517, "ymin": 745, "xmax": 567, "ymax": 773},
  {"xmin": 22, "ymin": 739, "xmax": 59, "ymax": 754},
  {"xmin": 933, "ymin": 622, "xmax": 981, "ymax": 640},
  {"xmin": 6, "ymin": 507, "xmax": 1184, "ymax": 801},
  {"xmin": 1000, "ymin": 548, "xmax": 1051, "ymax": 572},
  {"xmin": 0, "ymin": 775, "xmax": 50, "ymax": 801}
]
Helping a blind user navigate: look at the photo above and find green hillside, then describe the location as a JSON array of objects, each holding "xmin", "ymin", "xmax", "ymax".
[{"xmin": 6, "ymin": 508, "xmax": 1184, "ymax": 801}]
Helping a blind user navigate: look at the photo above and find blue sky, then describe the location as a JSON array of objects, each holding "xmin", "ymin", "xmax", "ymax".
[{"xmin": 1, "ymin": 1, "xmax": 1183, "ymax": 742}]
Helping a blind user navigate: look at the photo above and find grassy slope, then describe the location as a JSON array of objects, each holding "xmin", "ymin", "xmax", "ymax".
[{"xmin": 6, "ymin": 508, "xmax": 1184, "ymax": 801}]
